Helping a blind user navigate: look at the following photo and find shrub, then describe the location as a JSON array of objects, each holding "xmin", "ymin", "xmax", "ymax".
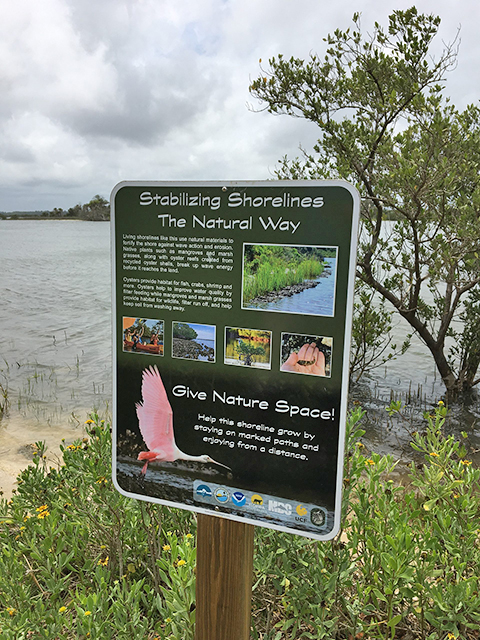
[{"xmin": 1, "ymin": 407, "xmax": 479, "ymax": 639}]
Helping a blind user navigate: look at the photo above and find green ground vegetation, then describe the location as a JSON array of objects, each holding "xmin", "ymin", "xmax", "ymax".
[
  {"xmin": 243, "ymin": 245, "xmax": 331, "ymax": 303},
  {"xmin": 235, "ymin": 340, "xmax": 266, "ymax": 366},
  {"xmin": 0, "ymin": 407, "xmax": 479, "ymax": 639}
]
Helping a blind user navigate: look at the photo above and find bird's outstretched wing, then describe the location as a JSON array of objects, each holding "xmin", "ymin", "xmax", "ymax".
[{"xmin": 136, "ymin": 365, "xmax": 174, "ymax": 452}]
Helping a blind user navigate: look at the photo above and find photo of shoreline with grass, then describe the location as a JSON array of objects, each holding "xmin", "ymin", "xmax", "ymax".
[
  {"xmin": 172, "ymin": 321, "xmax": 215, "ymax": 362},
  {"xmin": 242, "ymin": 244, "xmax": 338, "ymax": 316},
  {"xmin": 224, "ymin": 327, "xmax": 272, "ymax": 369},
  {"xmin": 123, "ymin": 317, "xmax": 164, "ymax": 356}
]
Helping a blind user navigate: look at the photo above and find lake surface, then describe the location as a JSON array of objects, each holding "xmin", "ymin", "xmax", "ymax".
[
  {"xmin": 1, "ymin": 220, "xmax": 479, "ymax": 495},
  {"xmin": 0, "ymin": 220, "xmax": 112, "ymax": 495}
]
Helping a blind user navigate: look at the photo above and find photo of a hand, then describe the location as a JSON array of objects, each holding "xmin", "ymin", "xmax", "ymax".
[{"xmin": 281, "ymin": 342, "xmax": 326, "ymax": 376}]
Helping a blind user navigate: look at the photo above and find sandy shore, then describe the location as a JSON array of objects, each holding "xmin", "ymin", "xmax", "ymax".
[{"xmin": 0, "ymin": 411, "xmax": 92, "ymax": 499}]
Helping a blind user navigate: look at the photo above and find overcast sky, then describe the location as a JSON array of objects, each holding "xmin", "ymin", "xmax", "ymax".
[{"xmin": 1, "ymin": 0, "xmax": 479, "ymax": 211}]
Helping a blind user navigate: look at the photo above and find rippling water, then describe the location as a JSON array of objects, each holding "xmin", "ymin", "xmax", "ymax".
[{"xmin": 0, "ymin": 220, "xmax": 111, "ymax": 495}]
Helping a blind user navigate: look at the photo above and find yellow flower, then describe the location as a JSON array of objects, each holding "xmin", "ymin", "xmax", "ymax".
[
  {"xmin": 438, "ymin": 400, "xmax": 444, "ymax": 406},
  {"xmin": 98, "ymin": 556, "xmax": 109, "ymax": 566},
  {"xmin": 429, "ymin": 452, "xmax": 440, "ymax": 457},
  {"xmin": 162, "ymin": 544, "xmax": 171, "ymax": 551},
  {"xmin": 447, "ymin": 634, "xmax": 456, "ymax": 640},
  {"xmin": 365, "ymin": 459, "xmax": 375, "ymax": 466},
  {"xmin": 186, "ymin": 533, "xmax": 193, "ymax": 539},
  {"xmin": 59, "ymin": 606, "xmax": 67, "ymax": 613},
  {"xmin": 36, "ymin": 505, "xmax": 49, "ymax": 512},
  {"xmin": 84, "ymin": 610, "xmax": 92, "ymax": 616},
  {"xmin": 177, "ymin": 559, "xmax": 186, "ymax": 567},
  {"xmin": 460, "ymin": 459, "xmax": 472, "ymax": 466},
  {"xmin": 7, "ymin": 607, "xmax": 15, "ymax": 616},
  {"xmin": 37, "ymin": 510, "xmax": 50, "ymax": 519},
  {"xmin": 85, "ymin": 419, "xmax": 94, "ymax": 424},
  {"xmin": 166, "ymin": 617, "xmax": 172, "ymax": 623}
]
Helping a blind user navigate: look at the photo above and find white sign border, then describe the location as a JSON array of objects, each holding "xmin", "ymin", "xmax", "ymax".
[{"xmin": 111, "ymin": 179, "xmax": 360, "ymax": 541}]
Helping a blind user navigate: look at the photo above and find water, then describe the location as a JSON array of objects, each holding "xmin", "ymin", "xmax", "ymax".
[
  {"xmin": 245, "ymin": 257, "xmax": 337, "ymax": 316},
  {"xmin": 196, "ymin": 339, "xmax": 215, "ymax": 350},
  {"xmin": 1, "ymin": 220, "xmax": 479, "ymax": 496},
  {"xmin": 0, "ymin": 220, "xmax": 111, "ymax": 495}
]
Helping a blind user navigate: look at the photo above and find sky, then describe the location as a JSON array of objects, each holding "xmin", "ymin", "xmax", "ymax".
[{"xmin": 1, "ymin": 0, "xmax": 479, "ymax": 212}]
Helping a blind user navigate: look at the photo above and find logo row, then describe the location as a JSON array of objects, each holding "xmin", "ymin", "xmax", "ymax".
[{"xmin": 194, "ymin": 483, "xmax": 326, "ymax": 528}]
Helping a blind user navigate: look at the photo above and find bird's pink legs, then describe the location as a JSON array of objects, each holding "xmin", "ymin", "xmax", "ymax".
[{"xmin": 138, "ymin": 450, "xmax": 159, "ymax": 477}]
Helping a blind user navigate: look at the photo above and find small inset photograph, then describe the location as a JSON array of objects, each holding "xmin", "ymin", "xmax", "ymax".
[
  {"xmin": 280, "ymin": 333, "xmax": 332, "ymax": 377},
  {"xmin": 172, "ymin": 322, "xmax": 215, "ymax": 362},
  {"xmin": 224, "ymin": 327, "xmax": 272, "ymax": 370},
  {"xmin": 242, "ymin": 244, "xmax": 338, "ymax": 317},
  {"xmin": 123, "ymin": 317, "xmax": 164, "ymax": 355}
]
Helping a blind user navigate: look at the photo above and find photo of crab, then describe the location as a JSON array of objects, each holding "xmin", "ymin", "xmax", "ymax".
[
  {"xmin": 224, "ymin": 327, "xmax": 272, "ymax": 370},
  {"xmin": 172, "ymin": 322, "xmax": 216, "ymax": 362},
  {"xmin": 123, "ymin": 317, "xmax": 164, "ymax": 355},
  {"xmin": 242, "ymin": 244, "xmax": 338, "ymax": 317},
  {"xmin": 280, "ymin": 333, "xmax": 332, "ymax": 377}
]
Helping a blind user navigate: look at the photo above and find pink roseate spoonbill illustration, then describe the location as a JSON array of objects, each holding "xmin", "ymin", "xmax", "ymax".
[{"xmin": 136, "ymin": 365, "xmax": 231, "ymax": 476}]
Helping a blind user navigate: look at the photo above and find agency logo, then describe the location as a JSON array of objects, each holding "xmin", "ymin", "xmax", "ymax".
[
  {"xmin": 231, "ymin": 491, "xmax": 246, "ymax": 507},
  {"xmin": 296, "ymin": 504, "xmax": 308, "ymax": 516},
  {"xmin": 268, "ymin": 500, "xmax": 292, "ymax": 516},
  {"xmin": 251, "ymin": 494, "xmax": 264, "ymax": 506},
  {"xmin": 196, "ymin": 484, "xmax": 212, "ymax": 498},
  {"xmin": 310, "ymin": 508, "xmax": 326, "ymax": 527},
  {"xmin": 214, "ymin": 488, "xmax": 229, "ymax": 503}
]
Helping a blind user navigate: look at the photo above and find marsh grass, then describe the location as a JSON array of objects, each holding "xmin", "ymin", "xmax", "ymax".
[
  {"xmin": 0, "ymin": 380, "xmax": 8, "ymax": 417},
  {"xmin": 243, "ymin": 254, "xmax": 324, "ymax": 303},
  {"xmin": 0, "ymin": 406, "xmax": 479, "ymax": 639}
]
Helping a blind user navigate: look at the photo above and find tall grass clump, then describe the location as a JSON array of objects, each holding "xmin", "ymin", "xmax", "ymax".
[
  {"xmin": 0, "ymin": 406, "xmax": 479, "ymax": 638},
  {"xmin": 243, "ymin": 255, "xmax": 324, "ymax": 302}
]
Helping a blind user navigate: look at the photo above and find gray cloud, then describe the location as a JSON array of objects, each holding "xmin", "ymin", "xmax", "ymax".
[{"xmin": 0, "ymin": 0, "xmax": 479, "ymax": 210}]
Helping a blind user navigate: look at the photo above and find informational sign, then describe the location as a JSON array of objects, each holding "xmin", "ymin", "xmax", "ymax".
[{"xmin": 112, "ymin": 181, "xmax": 359, "ymax": 539}]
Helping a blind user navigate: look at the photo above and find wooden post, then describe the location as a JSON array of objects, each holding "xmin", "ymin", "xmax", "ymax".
[{"xmin": 195, "ymin": 514, "xmax": 255, "ymax": 640}]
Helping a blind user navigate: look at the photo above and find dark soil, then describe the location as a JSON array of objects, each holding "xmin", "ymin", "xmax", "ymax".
[{"xmin": 249, "ymin": 280, "xmax": 319, "ymax": 305}]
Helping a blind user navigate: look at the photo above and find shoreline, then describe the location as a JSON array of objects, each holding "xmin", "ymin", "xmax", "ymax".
[
  {"xmin": 245, "ymin": 276, "xmax": 322, "ymax": 306},
  {"xmin": 172, "ymin": 337, "xmax": 215, "ymax": 361}
]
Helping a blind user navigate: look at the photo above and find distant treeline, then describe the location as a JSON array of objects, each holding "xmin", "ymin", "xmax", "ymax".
[{"xmin": 0, "ymin": 195, "xmax": 110, "ymax": 221}]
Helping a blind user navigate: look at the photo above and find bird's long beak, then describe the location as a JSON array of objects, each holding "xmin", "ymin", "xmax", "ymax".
[{"xmin": 210, "ymin": 458, "xmax": 232, "ymax": 471}]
